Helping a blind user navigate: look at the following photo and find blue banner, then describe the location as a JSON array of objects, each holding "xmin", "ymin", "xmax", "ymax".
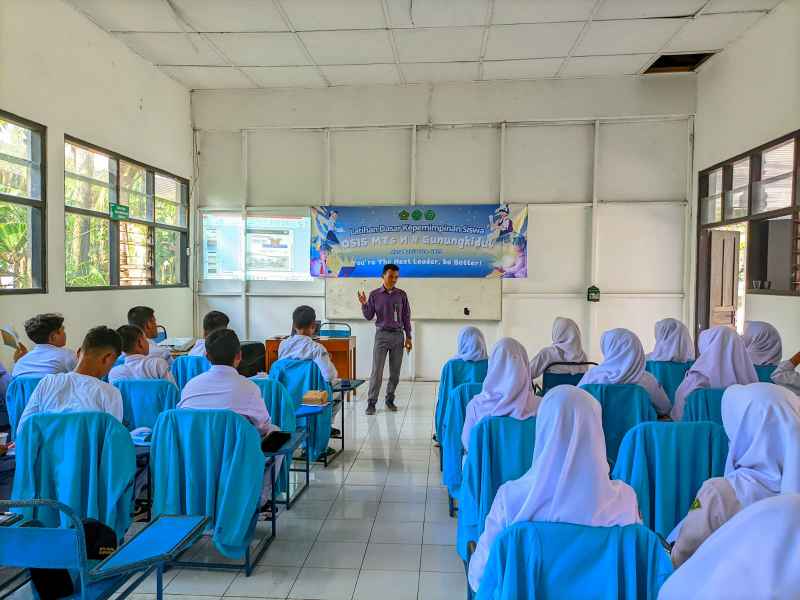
[{"xmin": 311, "ymin": 204, "xmax": 527, "ymax": 278}]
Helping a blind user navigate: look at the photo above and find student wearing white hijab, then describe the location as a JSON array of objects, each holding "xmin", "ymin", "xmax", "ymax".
[
  {"xmin": 743, "ymin": 321, "xmax": 782, "ymax": 366},
  {"xmin": 529, "ymin": 317, "xmax": 589, "ymax": 380},
  {"xmin": 453, "ymin": 326, "xmax": 488, "ymax": 362},
  {"xmin": 660, "ymin": 494, "xmax": 800, "ymax": 600},
  {"xmin": 647, "ymin": 318, "xmax": 695, "ymax": 363},
  {"xmin": 461, "ymin": 338, "xmax": 539, "ymax": 452},
  {"xmin": 670, "ymin": 383, "xmax": 800, "ymax": 567},
  {"xmin": 578, "ymin": 328, "xmax": 671, "ymax": 416},
  {"xmin": 468, "ymin": 385, "xmax": 641, "ymax": 592},
  {"xmin": 671, "ymin": 326, "xmax": 758, "ymax": 421}
]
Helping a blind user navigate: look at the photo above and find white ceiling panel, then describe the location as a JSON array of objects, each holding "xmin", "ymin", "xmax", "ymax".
[
  {"xmin": 67, "ymin": 0, "xmax": 181, "ymax": 32},
  {"xmin": 701, "ymin": 0, "xmax": 782, "ymax": 12},
  {"xmin": 115, "ymin": 32, "xmax": 225, "ymax": 65},
  {"xmin": 492, "ymin": 0, "xmax": 597, "ymax": 24},
  {"xmin": 172, "ymin": 0, "xmax": 288, "ymax": 32},
  {"xmin": 562, "ymin": 54, "xmax": 650, "ymax": 76},
  {"xmin": 485, "ymin": 23, "xmax": 584, "ymax": 60},
  {"xmin": 401, "ymin": 62, "xmax": 480, "ymax": 83},
  {"xmin": 394, "ymin": 27, "xmax": 485, "ymax": 62},
  {"xmin": 241, "ymin": 66, "xmax": 326, "ymax": 87},
  {"xmin": 666, "ymin": 12, "xmax": 763, "ymax": 51},
  {"xmin": 596, "ymin": 0, "xmax": 706, "ymax": 19},
  {"xmin": 576, "ymin": 18, "xmax": 688, "ymax": 55},
  {"xmin": 205, "ymin": 33, "xmax": 308, "ymax": 66},
  {"xmin": 160, "ymin": 66, "xmax": 256, "ymax": 89},
  {"xmin": 300, "ymin": 30, "xmax": 395, "ymax": 64},
  {"xmin": 280, "ymin": 0, "xmax": 387, "ymax": 30},
  {"xmin": 482, "ymin": 58, "xmax": 563, "ymax": 79},
  {"xmin": 387, "ymin": 0, "xmax": 489, "ymax": 27},
  {"xmin": 321, "ymin": 64, "xmax": 400, "ymax": 86}
]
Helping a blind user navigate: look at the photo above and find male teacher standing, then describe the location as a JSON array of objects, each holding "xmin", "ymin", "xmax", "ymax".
[{"xmin": 358, "ymin": 264, "xmax": 412, "ymax": 415}]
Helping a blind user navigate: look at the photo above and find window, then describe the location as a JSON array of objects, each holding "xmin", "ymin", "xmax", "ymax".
[
  {"xmin": 0, "ymin": 111, "xmax": 46, "ymax": 293},
  {"xmin": 64, "ymin": 138, "xmax": 189, "ymax": 290}
]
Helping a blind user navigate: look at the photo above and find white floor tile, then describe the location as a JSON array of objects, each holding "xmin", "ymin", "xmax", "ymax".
[
  {"xmin": 418, "ymin": 571, "xmax": 467, "ymax": 600},
  {"xmin": 346, "ymin": 470, "xmax": 389, "ymax": 486},
  {"xmin": 353, "ymin": 570, "xmax": 419, "ymax": 600},
  {"xmin": 275, "ymin": 516, "xmax": 324, "ymax": 541},
  {"xmin": 305, "ymin": 541, "xmax": 367, "ymax": 569},
  {"xmin": 337, "ymin": 485, "xmax": 384, "ymax": 502},
  {"xmin": 385, "ymin": 472, "xmax": 429, "ymax": 487},
  {"xmin": 424, "ymin": 501, "xmax": 452, "ymax": 523},
  {"xmin": 422, "ymin": 521, "xmax": 457, "ymax": 546},
  {"xmin": 302, "ymin": 484, "xmax": 342, "ymax": 502},
  {"xmin": 328, "ymin": 500, "xmax": 380, "ymax": 520},
  {"xmin": 377, "ymin": 502, "xmax": 426, "ymax": 522},
  {"xmin": 259, "ymin": 539, "xmax": 314, "ymax": 568},
  {"xmin": 286, "ymin": 499, "xmax": 334, "ymax": 520},
  {"xmin": 225, "ymin": 566, "xmax": 299, "ymax": 598},
  {"xmin": 318, "ymin": 518, "xmax": 375, "ymax": 543},
  {"xmin": 369, "ymin": 521, "xmax": 424, "ymax": 544},
  {"xmin": 166, "ymin": 570, "xmax": 237, "ymax": 596},
  {"xmin": 420, "ymin": 545, "xmax": 464, "ymax": 573},
  {"xmin": 362, "ymin": 543, "xmax": 421, "ymax": 572},
  {"xmin": 381, "ymin": 486, "xmax": 428, "ymax": 503},
  {"xmin": 288, "ymin": 567, "xmax": 358, "ymax": 600}
]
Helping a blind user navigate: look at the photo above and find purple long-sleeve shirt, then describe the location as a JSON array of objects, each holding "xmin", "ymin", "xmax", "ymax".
[{"xmin": 362, "ymin": 286, "xmax": 412, "ymax": 338}]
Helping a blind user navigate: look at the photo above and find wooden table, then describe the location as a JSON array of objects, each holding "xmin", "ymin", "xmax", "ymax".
[{"xmin": 265, "ymin": 336, "xmax": 357, "ymax": 381}]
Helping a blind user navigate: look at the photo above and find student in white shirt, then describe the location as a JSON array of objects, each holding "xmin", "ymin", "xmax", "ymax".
[
  {"xmin": 278, "ymin": 306, "xmax": 339, "ymax": 384},
  {"xmin": 188, "ymin": 310, "xmax": 229, "ymax": 357},
  {"xmin": 12, "ymin": 313, "xmax": 78, "ymax": 378},
  {"xmin": 108, "ymin": 325, "xmax": 174, "ymax": 385},
  {"xmin": 127, "ymin": 306, "xmax": 172, "ymax": 365},
  {"xmin": 771, "ymin": 350, "xmax": 800, "ymax": 396},
  {"xmin": 17, "ymin": 326, "xmax": 124, "ymax": 433}
]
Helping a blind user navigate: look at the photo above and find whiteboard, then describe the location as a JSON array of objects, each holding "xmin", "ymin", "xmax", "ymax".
[{"xmin": 325, "ymin": 278, "xmax": 502, "ymax": 321}]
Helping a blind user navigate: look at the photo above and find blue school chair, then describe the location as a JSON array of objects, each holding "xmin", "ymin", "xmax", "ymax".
[
  {"xmin": 113, "ymin": 379, "xmax": 180, "ymax": 430},
  {"xmin": 150, "ymin": 409, "xmax": 275, "ymax": 574},
  {"xmin": 645, "ymin": 360, "xmax": 693, "ymax": 406},
  {"xmin": 612, "ymin": 421, "xmax": 729, "ymax": 538},
  {"xmin": 683, "ymin": 388, "xmax": 726, "ymax": 426},
  {"xmin": 456, "ymin": 416, "xmax": 536, "ymax": 562},
  {"xmin": 268, "ymin": 358, "xmax": 333, "ymax": 463},
  {"xmin": 170, "ymin": 355, "xmax": 210, "ymax": 390},
  {"xmin": 152, "ymin": 325, "xmax": 168, "ymax": 344},
  {"xmin": 540, "ymin": 361, "xmax": 596, "ymax": 396},
  {"xmin": 0, "ymin": 499, "xmax": 207, "ymax": 600},
  {"xmin": 441, "ymin": 382, "xmax": 484, "ymax": 508},
  {"xmin": 6, "ymin": 375, "xmax": 44, "ymax": 441},
  {"xmin": 12, "ymin": 411, "xmax": 136, "ymax": 540},
  {"xmin": 435, "ymin": 358, "xmax": 488, "ymax": 448},
  {"xmin": 113, "ymin": 355, "xmax": 126, "ymax": 368},
  {"xmin": 319, "ymin": 322, "xmax": 351, "ymax": 338},
  {"xmin": 473, "ymin": 522, "xmax": 673, "ymax": 600},
  {"xmin": 755, "ymin": 364, "xmax": 777, "ymax": 383},
  {"xmin": 579, "ymin": 384, "xmax": 658, "ymax": 465}
]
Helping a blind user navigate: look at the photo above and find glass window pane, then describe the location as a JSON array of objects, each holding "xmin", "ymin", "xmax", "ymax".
[
  {"xmin": 65, "ymin": 213, "xmax": 110, "ymax": 287},
  {"xmin": 64, "ymin": 142, "xmax": 115, "ymax": 183},
  {"xmin": 700, "ymin": 195, "xmax": 722, "ymax": 224},
  {"xmin": 120, "ymin": 222, "xmax": 152, "ymax": 286},
  {"xmin": 65, "ymin": 174, "xmax": 111, "ymax": 212},
  {"xmin": 155, "ymin": 173, "xmax": 185, "ymax": 226},
  {"xmin": 0, "ymin": 201, "xmax": 39, "ymax": 290},
  {"xmin": 0, "ymin": 119, "xmax": 42, "ymax": 201},
  {"xmin": 120, "ymin": 161, "xmax": 151, "ymax": 220},
  {"xmin": 202, "ymin": 213, "xmax": 243, "ymax": 279},
  {"xmin": 749, "ymin": 215, "xmax": 794, "ymax": 292},
  {"xmin": 155, "ymin": 228, "xmax": 180, "ymax": 285},
  {"xmin": 0, "ymin": 119, "xmax": 33, "ymax": 161},
  {"xmin": 762, "ymin": 139, "xmax": 794, "ymax": 179},
  {"xmin": 753, "ymin": 176, "xmax": 793, "ymax": 214},
  {"xmin": 707, "ymin": 168, "xmax": 723, "ymax": 196}
]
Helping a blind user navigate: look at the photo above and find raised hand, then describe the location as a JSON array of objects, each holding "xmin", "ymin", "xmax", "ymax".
[{"xmin": 357, "ymin": 290, "xmax": 368, "ymax": 305}]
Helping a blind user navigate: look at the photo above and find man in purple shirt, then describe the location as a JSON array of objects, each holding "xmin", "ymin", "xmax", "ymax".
[{"xmin": 358, "ymin": 264, "xmax": 412, "ymax": 415}]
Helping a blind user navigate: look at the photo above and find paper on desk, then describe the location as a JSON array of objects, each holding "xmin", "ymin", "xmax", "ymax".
[{"xmin": 0, "ymin": 325, "xmax": 20, "ymax": 350}]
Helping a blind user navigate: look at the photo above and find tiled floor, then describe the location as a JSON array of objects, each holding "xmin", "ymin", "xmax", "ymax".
[{"xmin": 146, "ymin": 381, "xmax": 466, "ymax": 600}]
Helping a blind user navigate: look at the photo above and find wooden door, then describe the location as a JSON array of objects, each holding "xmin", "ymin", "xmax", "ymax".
[{"xmin": 709, "ymin": 229, "xmax": 740, "ymax": 328}]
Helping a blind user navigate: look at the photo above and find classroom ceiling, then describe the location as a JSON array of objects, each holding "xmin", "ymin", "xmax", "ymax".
[{"xmin": 66, "ymin": 0, "xmax": 783, "ymax": 90}]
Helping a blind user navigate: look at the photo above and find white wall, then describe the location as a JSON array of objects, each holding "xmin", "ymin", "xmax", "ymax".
[
  {"xmin": 194, "ymin": 77, "xmax": 696, "ymax": 380},
  {"xmin": 695, "ymin": 0, "xmax": 800, "ymax": 357},
  {"xmin": 0, "ymin": 0, "xmax": 193, "ymax": 365}
]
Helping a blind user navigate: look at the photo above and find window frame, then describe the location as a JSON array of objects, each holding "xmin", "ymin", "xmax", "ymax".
[
  {"xmin": 64, "ymin": 135, "xmax": 189, "ymax": 292},
  {"xmin": 0, "ymin": 109, "xmax": 47, "ymax": 295}
]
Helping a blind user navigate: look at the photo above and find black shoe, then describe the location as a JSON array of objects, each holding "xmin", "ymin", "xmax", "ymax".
[
  {"xmin": 365, "ymin": 404, "xmax": 376, "ymax": 415},
  {"xmin": 331, "ymin": 427, "xmax": 341, "ymax": 437},
  {"xmin": 385, "ymin": 401, "xmax": 398, "ymax": 412}
]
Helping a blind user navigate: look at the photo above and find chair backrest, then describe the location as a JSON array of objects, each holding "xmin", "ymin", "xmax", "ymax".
[
  {"xmin": 475, "ymin": 521, "xmax": 673, "ymax": 600},
  {"xmin": 612, "ymin": 421, "xmax": 729, "ymax": 537},
  {"xmin": 6, "ymin": 375, "xmax": 45, "ymax": 441},
  {"xmin": 645, "ymin": 360, "xmax": 693, "ymax": 406},
  {"xmin": 441, "ymin": 382, "xmax": 484, "ymax": 496},
  {"xmin": 579, "ymin": 384, "xmax": 658, "ymax": 465},
  {"xmin": 170, "ymin": 355, "xmax": 211, "ymax": 390},
  {"xmin": 150, "ymin": 409, "xmax": 265, "ymax": 559},
  {"xmin": 683, "ymin": 388, "xmax": 726, "ymax": 426},
  {"xmin": 540, "ymin": 361, "xmax": 596, "ymax": 396},
  {"xmin": 319, "ymin": 321, "xmax": 352, "ymax": 338},
  {"xmin": 456, "ymin": 416, "xmax": 536, "ymax": 561},
  {"xmin": 268, "ymin": 358, "xmax": 332, "ymax": 408},
  {"xmin": 754, "ymin": 364, "xmax": 777, "ymax": 383},
  {"xmin": 152, "ymin": 325, "xmax": 168, "ymax": 344},
  {"xmin": 250, "ymin": 377, "xmax": 297, "ymax": 432},
  {"xmin": 112, "ymin": 378, "xmax": 180, "ymax": 430},
  {"xmin": 12, "ymin": 412, "xmax": 136, "ymax": 540},
  {"xmin": 435, "ymin": 358, "xmax": 488, "ymax": 442},
  {"xmin": 113, "ymin": 355, "xmax": 125, "ymax": 368}
]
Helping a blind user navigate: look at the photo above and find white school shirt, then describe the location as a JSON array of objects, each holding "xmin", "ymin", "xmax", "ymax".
[
  {"xmin": 108, "ymin": 353, "xmax": 175, "ymax": 385},
  {"xmin": 148, "ymin": 340, "xmax": 173, "ymax": 365},
  {"xmin": 17, "ymin": 372, "xmax": 123, "ymax": 433},
  {"xmin": 178, "ymin": 365, "xmax": 276, "ymax": 436},
  {"xmin": 188, "ymin": 339, "xmax": 205, "ymax": 357},
  {"xmin": 278, "ymin": 335, "xmax": 339, "ymax": 383},
  {"xmin": 11, "ymin": 344, "xmax": 78, "ymax": 378},
  {"xmin": 772, "ymin": 360, "xmax": 800, "ymax": 396}
]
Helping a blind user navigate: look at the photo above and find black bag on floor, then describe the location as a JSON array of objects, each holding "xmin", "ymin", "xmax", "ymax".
[{"xmin": 237, "ymin": 341, "xmax": 266, "ymax": 377}]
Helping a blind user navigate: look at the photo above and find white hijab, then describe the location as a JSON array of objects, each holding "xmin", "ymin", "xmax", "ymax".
[
  {"xmin": 499, "ymin": 385, "xmax": 640, "ymax": 526},
  {"xmin": 551, "ymin": 317, "xmax": 588, "ymax": 363},
  {"xmin": 579, "ymin": 328, "xmax": 646, "ymax": 386},
  {"xmin": 453, "ymin": 326, "xmax": 488, "ymax": 362},
  {"xmin": 647, "ymin": 318, "xmax": 695, "ymax": 362},
  {"xmin": 684, "ymin": 326, "xmax": 758, "ymax": 389},
  {"xmin": 658, "ymin": 494, "xmax": 800, "ymax": 600},
  {"xmin": 743, "ymin": 321, "xmax": 782, "ymax": 366},
  {"xmin": 722, "ymin": 383, "xmax": 800, "ymax": 508},
  {"xmin": 469, "ymin": 337, "xmax": 539, "ymax": 420}
]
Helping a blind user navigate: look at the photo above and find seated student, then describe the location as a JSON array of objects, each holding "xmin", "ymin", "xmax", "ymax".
[
  {"xmin": 772, "ymin": 350, "xmax": 800, "ymax": 397},
  {"xmin": 646, "ymin": 317, "xmax": 695, "ymax": 363},
  {"xmin": 11, "ymin": 314, "xmax": 78, "ymax": 377},
  {"xmin": 278, "ymin": 305, "xmax": 339, "ymax": 384},
  {"xmin": 467, "ymin": 385, "xmax": 641, "ymax": 592},
  {"xmin": 529, "ymin": 317, "xmax": 589, "ymax": 381},
  {"xmin": 578, "ymin": 328, "xmax": 671, "ymax": 416},
  {"xmin": 17, "ymin": 326, "xmax": 123, "ymax": 432},
  {"xmin": 461, "ymin": 338, "xmax": 539, "ymax": 453},
  {"xmin": 453, "ymin": 326, "xmax": 488, "ymax": 363},
  {"xmin": 670, "ymin": 383, "xmax": 800, "ymax": 568},
  {"xmin": 188, "ymin": 310, "xmax": 229, "ymax": 357},
  {"xmin": 0, "ymin": 345, "xmax": 27, "ymax": 415},
  {"xmin": 127, "ymin": 306, "xmax": 172, "ymax": 365},
  {"xmin": 672, "ymin": 326, "xmax": 758, "ymax": 421},
  {"xmin": 108, "ymin": 325, "xmax": 174, "ymax": 385},
  {"xmin": 743, "ymin": 320, "xmax": 782, "ymax": 368}
]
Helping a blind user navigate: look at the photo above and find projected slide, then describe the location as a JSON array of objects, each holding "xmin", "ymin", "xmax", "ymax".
[
  {"xmin": 246, "ymin": 215, "xmax": 311, "ymax": 281},
  {"xmin": 202, "ymin": 213, "xmax": 243, "ymax": 279}
]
